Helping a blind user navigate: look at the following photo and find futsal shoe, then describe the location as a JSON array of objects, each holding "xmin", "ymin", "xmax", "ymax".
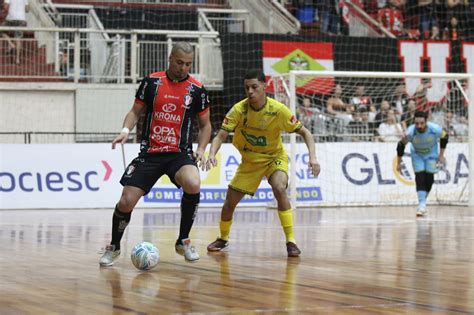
[
  {"xmin": 286, "ymin": 242, "xmax": 301, "ymax": 257},
  {"xmin": 99, "ymin": 245, "xmax": 121, "ymax": 267},
  {"xmin": 207, "ymin": 238, "xmax": 229, "ymax": 252},
  {"xmin": 175, "ymin": 238, "xmax": 200, "ymax": 262},
  {"xmin": 416, "ymin": 206, "xmax": 427, "ymax": 217}
]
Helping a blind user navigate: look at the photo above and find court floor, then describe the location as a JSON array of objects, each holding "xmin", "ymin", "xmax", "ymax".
[{"xmin": 0, "ymin": 206, "xmax": 473, "ymax": 314}]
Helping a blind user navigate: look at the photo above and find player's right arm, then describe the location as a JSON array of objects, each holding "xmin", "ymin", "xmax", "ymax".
[
  {"xmin": 396, "ymin": 135, "xmax": 409, "ymax": 173},
  {"xmin": 112, "ymin": 101, "xmax": 145, "ymax": 149},
  {"xmin": 206, "ymin": 105, "xmax": 240, "ymax": 170},
  {"xmin": 206, "ymin": 129, "xmax": 229, "ymax": 171},
  {"xmin": 396, "ymin": 124, "xmax": 414, "ymax": 172}
]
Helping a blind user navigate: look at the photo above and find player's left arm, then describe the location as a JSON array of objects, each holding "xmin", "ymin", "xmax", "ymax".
[
  {"xmin": 296, "ymin": 126, "xmax": 320, "ymax": 177},
  {"xmin": 195, "ymin": 110, "xmax": 212, "ymax": 170},
  {"xmin": 438, "ymin": 129, "xmax": 449, "ymax": 165}
]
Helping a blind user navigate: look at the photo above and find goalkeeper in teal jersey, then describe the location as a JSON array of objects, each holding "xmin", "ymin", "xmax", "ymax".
[{"xmin": 396, "ymin": 111, "xmax": 449, "ymax": 217}]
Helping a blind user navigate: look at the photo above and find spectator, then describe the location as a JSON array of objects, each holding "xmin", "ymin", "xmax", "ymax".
[
  {"xmin": 320, "ymin": 0, "xmax": 340, "ymax": 34},
  {"xmin": 297, "ymin": 96, "xmax": 317, "ymax": 131},
  {"xmin": 429, "ymin": 24, "xmax": 442, "ymax": 39},
  {"xmin": 447, "ymin": 0, "xmax": 469, "ymax": 26},
  {"xmin": 59, "ymin": 42, "xmax": 69, "ymax": 77},
  {"xmin": 377, "ymin": 2, "xmax": 405, "ymax": 37},
  {"xmin": 347, "ymin": 110, "xmax": 362, "ymax": 140},
  {"xmin": 348, "ymin": 108, "xmax": 372, "ymax": 141},
  {"xmin": 418, "ymin": 0, "xmax": 438, "ymax": 39},
  {"xmin": 293, "ymin": 0, "xmax": 316, "ymax": 24},
  {"xmin": 443, "ymin": 15, "xmax": 463, "ymax": 40},
  {"xmin": 377, "ymin": 109, "xmax": 404, "ymax": 142},
  {"xmin": 443, "ymin": 111, "xmax": 468, "ymax": 140},
  {"xmin": 401, "ymin": 98, "xmax": 417, "ymax": 129},
  {"xmin": 443, "ymin": 110, "xmax": 457, "ymax": 137},
  {"xmin": 389, "ymin": 83, "xmax": 409, "ymax": 119},
  {"xmin": 374, "ymin": 100, "xmax": 391, "ymax": 128},
  {"xmin": 326, "ymin": 84, "xmax": 350, "ymax": 116},
  {"xmin": 414, "ymin": 79, "xmax": 431, "ymax": 112},
  {"xmin": 351, "ymin": 85, "xmax": 376, "ymax": 113},
  {"xmin": 1, "ymin": 0, "xmax": 29, "ymax": 65}
]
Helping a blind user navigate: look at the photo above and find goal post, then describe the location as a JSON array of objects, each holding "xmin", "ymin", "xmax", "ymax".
[{"xmin": 271, "ymin": 70, "xmax": 473, "ymax": 208}]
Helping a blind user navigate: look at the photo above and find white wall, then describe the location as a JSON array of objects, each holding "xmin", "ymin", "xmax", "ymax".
[{"xmin": 0, "ymin": 83, "xmax": 136, "ymax": 143}]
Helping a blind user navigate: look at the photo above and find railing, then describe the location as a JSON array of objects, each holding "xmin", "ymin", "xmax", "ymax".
[
  {"xmin": 47, "ymin": 0, "xmax": 228, "ymax": 4},
  {"xmin": 122, "ymin": 0, "xmax": 227, "ymax": 4},
  {"xmin": 345, "ymin": 0, "xmax": 395, "ymax": 38},
  {"xmin": 0, "ymin": 132, "xmax": 133, "ymax": 144},
  {"xmin": 227, "ymin": 0, "xmax": 300, "ymax": 34},
  {"xmin": 269, "ymin": 0, "xmax": 300, "ymax": 33},
  {"xmin": 197, "ymin": 8, "xmax": 250, "ymax": 33},
  {"xmin": 0, "ymin": 26, "xmax": 221, "ymax": 87}
]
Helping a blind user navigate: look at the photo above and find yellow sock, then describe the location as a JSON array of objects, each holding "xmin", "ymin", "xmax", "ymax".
[
  {"xmin": 278, "ymin": 208, "xmax": 295, "ymax": 243},
  {"xmin": 219, "ymin": 220, "xmax": 233, "ymax": 241}
]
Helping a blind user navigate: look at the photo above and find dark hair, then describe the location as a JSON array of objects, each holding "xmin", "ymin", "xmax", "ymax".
[
  {"xmin": 414, "ymin": 111, "xmax": 428, "ymax": 119},
  {"xmin": 357, "ymin": 106, "xmax": 368, "ymax": 113},
  {"xmin": 244, "ymin": 69, "xmax": 266, "ymax": 83}
]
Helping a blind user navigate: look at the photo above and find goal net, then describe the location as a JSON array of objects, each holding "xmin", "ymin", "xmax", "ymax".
[{"xmin": 270, "ymin": 70, "xmax": 473, "ymax": 207}]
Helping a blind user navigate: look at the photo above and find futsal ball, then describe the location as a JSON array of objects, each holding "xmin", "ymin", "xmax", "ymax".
[{"xmin": 131, "ymin": 241, "xmax": 159, "ymax": 271}]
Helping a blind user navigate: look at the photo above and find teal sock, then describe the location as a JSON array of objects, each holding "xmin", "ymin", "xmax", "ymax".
[{"xmin": 417, "ymin": 190, "xmax": 427, "ymax": 208}]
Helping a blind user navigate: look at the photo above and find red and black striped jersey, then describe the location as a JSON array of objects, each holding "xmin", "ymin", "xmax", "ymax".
[{"xmin": 135, "ymin": 71, "xmax": 210, "ymax": 154}]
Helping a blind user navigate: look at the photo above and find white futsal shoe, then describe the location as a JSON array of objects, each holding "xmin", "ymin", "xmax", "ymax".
[
  {"xmin": 175, "ymin": 238, "xmax": 200, "ymax": 262},
  {"xmin": 99, "ymin": 245, "xmax": 121, "ymax": 267},
  {"xmin": 416, "ymin": 206, "xmax": 427, "ymax": 217}
]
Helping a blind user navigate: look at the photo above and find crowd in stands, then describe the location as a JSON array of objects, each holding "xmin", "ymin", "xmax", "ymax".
[
  {"xmin": 295, "ymin": 82, "xmax": 469, "ymax": 142},
  {"xmin": 289, "ymin": 0, "xmax": 473, "ymax": 39}
]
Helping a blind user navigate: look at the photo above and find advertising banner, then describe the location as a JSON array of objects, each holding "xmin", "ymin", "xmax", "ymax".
[{"xmin": 0, "ymin": 143, "xmax": 469, "ymax": 209}]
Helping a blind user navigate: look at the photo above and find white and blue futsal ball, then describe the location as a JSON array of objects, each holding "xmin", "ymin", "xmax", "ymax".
[{"xmin": 131, "ymin": 241, "xmax": 159, "ymax": 271}]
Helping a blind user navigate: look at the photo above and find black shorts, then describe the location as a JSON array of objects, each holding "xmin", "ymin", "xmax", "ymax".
[{"xmin": 120, "ymin": 152, "xmax": 197, "ymax": 194}]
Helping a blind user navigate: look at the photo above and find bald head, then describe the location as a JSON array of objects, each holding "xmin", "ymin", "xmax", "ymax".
[
  {"xmin": 168, "ymin": 42, "xmax": 194, "ymax": 81},
  {"xmin": 171, "ymin": 42, "xmax": 193, "ymax": 56}
]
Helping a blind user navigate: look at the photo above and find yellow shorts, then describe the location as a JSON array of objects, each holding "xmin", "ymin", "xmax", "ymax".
[{"xmin": 229, "ymin": 150, "xmax": 288, "ymax": 195}]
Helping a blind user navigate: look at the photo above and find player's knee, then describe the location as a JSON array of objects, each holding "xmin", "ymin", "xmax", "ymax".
[
  {"xmin": 180, "ymin": 176, "xmax": 201, "ymax": 194},
  {"xmin": 183, "ymin": 181, "xmax": 200, "ymax": 194},
  {"xmin": 117, "ymin": 199, "xmax": 134, "ymax": 213},
  {"xmin": 118, "ymin": 192, "xmax": 138, "ymax": 212},
  {"xmin": 271, "ymin": 183, "xmax": 287, "ymax": 197}
]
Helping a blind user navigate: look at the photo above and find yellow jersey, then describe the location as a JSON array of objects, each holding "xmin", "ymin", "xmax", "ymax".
[{"xmin": 221, "ymin": 97, "xmax": 302, "ymax": 155}]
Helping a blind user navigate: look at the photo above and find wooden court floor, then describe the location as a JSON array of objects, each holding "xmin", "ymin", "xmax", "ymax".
[{"xmin": 1, "ymin": 206, "xmax": 473, "ymax": 314}]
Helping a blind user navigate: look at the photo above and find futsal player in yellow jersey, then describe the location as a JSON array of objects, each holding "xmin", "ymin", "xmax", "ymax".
[{"xmin": 206, "ymin": 70, "xmax": 320, "ymax": 257}]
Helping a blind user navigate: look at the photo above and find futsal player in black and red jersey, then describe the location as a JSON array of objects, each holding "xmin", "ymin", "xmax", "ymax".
[{"xmin": 100, "ymin": 42, "xmax": 212, "ymax": 266}]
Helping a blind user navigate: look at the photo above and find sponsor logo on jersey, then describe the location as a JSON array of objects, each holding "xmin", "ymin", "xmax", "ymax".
[
  {"xmin": 183, "ymin": 95, "xmax": 192, "ymax": 109},
  {"xmin": 126, "ymin": 164, "xmax": 135, "ymax": 176},
  {"xmin": 152, "ymin": 125, "xmax": 177, "ymax": 144},
  {"xmin": 241, "ymin": 130, "xmax": 267, "ymax": 146},
  {"xmin": 290, "ymin": 115, "xmax": 298, "ymax": 124},
  {"xmin": 153, "ymin": 111, "xmax": 181, "ymax": 124},
  {"xmin": 162, "ymin": 103, "xmax": 177, "ymax": 113},
  {"xmin": 164, "ymin": 94, "xmax": 180, "ymax": 100}
]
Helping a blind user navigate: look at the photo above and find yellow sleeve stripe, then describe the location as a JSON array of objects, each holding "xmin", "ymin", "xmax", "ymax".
[
  {"xmin": 291, "ymin": 123, "xmax": 303, "ymax": 133},
  {"xmin": 221, "ymin": 126, "xmax": 234, "ymax": 133}
]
